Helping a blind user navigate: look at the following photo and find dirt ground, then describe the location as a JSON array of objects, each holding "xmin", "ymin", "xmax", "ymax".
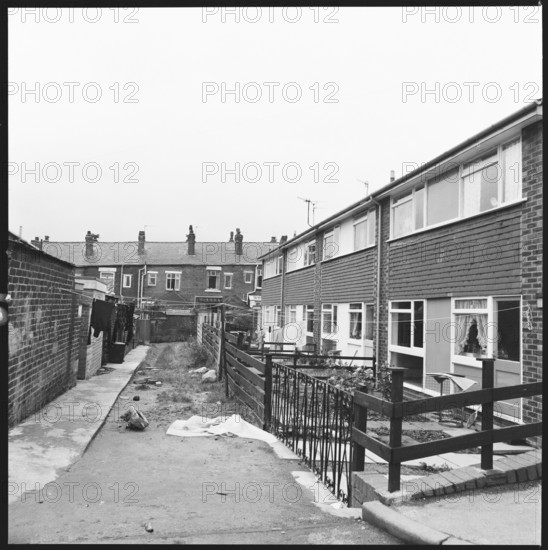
[{"xmin": 9, "ymin": 342, "xmax": 400, "ymax": 545}]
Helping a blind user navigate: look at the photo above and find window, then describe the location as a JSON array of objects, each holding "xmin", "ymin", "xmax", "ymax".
[
  {"xmin": 147, "ymin": 272, "xmax": 157, "ymax": 286},
  {"xmin": 224, "ymin": 273, "xmax": 233, "ymax": 289},
  {"xmin": 364, "ymin": 304, "xmax": 375, "ymax": 340},
  {"xmin": 274, "ymin": 305, "xmax": 281, "ymax": 327},
  {"xmin": 304, "ymin": 241, "xmax": 316, "ymax": 266},
  {"xmin": 166, "ymin": 272, "xmax": 181, "ymax": 291},
  {"xmin": 256, "ymin": 268, "xmax": 263, "ymax": 288},
  {"xmin": 323, "ymin": 225, "xmax": 340, "ymax": 260},
  {"xmin": 276, "ymin": 255, "xmax": 283, "ymax": 274},
  {"xmin": 287, "ymin": 305, "xmax": 297, "ymax": 324},
  {"xmin": 392, "ymin": 187, "xmax": 424, "ymax": 239},
  {"xmin": 322, "ymin": 304, "xmax": 338, "ymax": 335},
  {"xmin": 207, "ymin": 270, "xmax": 219, "ymax": 290},
  {"xmin": 495, "ymin": 299, "xmax": 520, "ymax": 362},
  {"xmin": 99, "ymin": 271, "xmax": 115, "ymax": 294},
  {"xmin": 349, "ymin": 303, "xmax": 362, "ymax": 339},
  {"xmin": 353, "ymin": 210, "xmax": 376, "ymax": 250},
  {"xmin": 427, "ymin": 169, "xmax": 459, "ymax": 226},
  {"xmin": 306, "ymin": 305, "xmax": 314, "ymax": 334},
  {"xmin": 391, "ymin": 138, "xmax": 522, "ymax": 238},
  {"xmin": 390, "ymin": 300, "xmax": 424, "ymax": 349},
  {"xmin": 123, "ymin": 274, "xmax": 132, "ymax": 288},
  {"xmin": 244, "ymin": 271, "xmax": 253, "ymax": 284}
]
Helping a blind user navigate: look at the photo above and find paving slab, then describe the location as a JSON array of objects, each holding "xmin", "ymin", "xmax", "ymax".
[{"xmin": 8, "ymin": 346, "xmax": 149, "ymax": 504}]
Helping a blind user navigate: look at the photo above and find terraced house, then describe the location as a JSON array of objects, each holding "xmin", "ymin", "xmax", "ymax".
[
  {"xmin": 260, "ymin": 100, "xmax": 542, "ymax": 426},
  {"xmin": 36, "ymin": 227, "xmax": 276, "ymax": 334}
]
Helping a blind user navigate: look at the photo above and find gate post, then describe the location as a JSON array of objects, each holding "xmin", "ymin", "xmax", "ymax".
[{"xmin": 388, "ymin": 367, "xmax": 405, "ymax": 492}]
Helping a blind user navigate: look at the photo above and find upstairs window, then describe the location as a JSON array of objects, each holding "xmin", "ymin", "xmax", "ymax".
[
  {"xmin": 323, "ymin": 225, "xmax": 340, "ymax": 260},
  {"xmin": 123, "ymin": 274, "xmax": 132, "ymax": 288},
  {"xmin": 147, "ymin": 272, "xmax": 157, "ymax": 286},
  {"xmin": 391, "ymin": 137, "xmax": 522, "ymax": 239},
  {"xmin": 304, "ymin": 241, "xmax": 316, "ymax": 266},
  {"xmin": 256, "ymin": 268, "xmax": 263, "ymax": 288},
  {"xmin": 207, "ymin": 270, "xmax": 219, "ymax": 290},
  {"xmin": 166, "ymin": 272, "xmax": 181, "ymax": 291},
  {"xmin": 244, "ymin": 271, "xmax": 253, "ymax": 284},
  {"xmin": 276, "ymin": 255, "xmax": 283, "ymax": 274},
  {"xmin": 353, "ymin": 210, "xmax": 376, "ymax": 250},
  {"xmin": 224, "ymin": 273, "xmax": 233, "ymax": 289}
]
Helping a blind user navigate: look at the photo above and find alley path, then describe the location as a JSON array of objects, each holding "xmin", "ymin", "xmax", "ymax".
[{"xmin": 9, "ymin": 343, "xmax": 400, "ymax": 544}]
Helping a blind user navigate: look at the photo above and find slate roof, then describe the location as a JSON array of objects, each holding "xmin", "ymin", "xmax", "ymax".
[{"xmin": 41, "ymin": 240, "xmax": 277, "ymax": 267}]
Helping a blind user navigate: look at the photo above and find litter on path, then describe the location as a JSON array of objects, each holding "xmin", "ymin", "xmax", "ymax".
[{"xmin": 166, "ymin": 414, "xmax": 278, "ymax": 445}]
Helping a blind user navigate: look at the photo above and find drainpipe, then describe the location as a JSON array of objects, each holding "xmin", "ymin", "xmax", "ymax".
[{"xmin": 120, "ymin": 264, "xmax": 124, "ymax": 302}]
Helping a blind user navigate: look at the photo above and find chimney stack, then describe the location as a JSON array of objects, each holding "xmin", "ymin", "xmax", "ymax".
[
  {"xmin": 187, "ymin": 225, "xmax": 196, "ymax": 255},
  {"xmin": 85, "ymin": 231, "xmax": 99, "ymax": 258},
  {"xmin": 31, "ymin": 237, "xmax": 42, "ymax": 250},
  {"xmin": 390, "ymin": 170, "xmax": 395, "ymax": 183},
  {"xmin": 138, "ymin": 231, "xmax": 145, "ymax": 255},
  {"xmin": 279, "ymin": 235, "xmax": 288, "ymax": 244},
  {"xmin": 229, "ymin": 231, "xmax": 234, "ymax": 242},
  {"xmin": 234, "ymin": 228, "xmax": 243, "ymax": 255},
  {"xmin": 270, "ymin": 236, "xmax": 277, "ymax": 243}
]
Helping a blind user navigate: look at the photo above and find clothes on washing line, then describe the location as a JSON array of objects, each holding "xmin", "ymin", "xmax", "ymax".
[{"xmin": 88, "ymin": 299, "xmax": 115, "ymax": 343}]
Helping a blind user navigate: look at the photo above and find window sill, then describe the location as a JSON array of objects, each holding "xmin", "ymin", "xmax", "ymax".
[
  {"xmin": 387, "ymin": 198, "xmax": 527, "ymax": 243},
  {"xmin": 285, "ymin": 264, "xmax": 315, "ymax": 275},
  {"xmin": 205, "ymin": 289, "xmax": 221, "ymax": 293},
  {"xmin": 389, "ymin": 345, "xmax": 425, "ymax": 358}
]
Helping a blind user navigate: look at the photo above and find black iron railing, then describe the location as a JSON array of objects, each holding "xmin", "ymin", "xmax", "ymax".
[{"xmin": 271, "ymin": 362, "xmax": 354, "ymax": 504}]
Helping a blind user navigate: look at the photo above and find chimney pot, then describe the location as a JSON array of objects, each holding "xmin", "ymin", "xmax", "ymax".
[
  {"xmin": 270, "ymin": 236, "xmax": 277, "ymax": 243},
  {"xmin": 229, "ymin": 231, "xmax": 234, "ymax": 242},
  {"xmin": 44, "ymin": 236, "xmax": 49, "ymax": 241},
  {"xmin": 390, "ymin": 170, "xmax": 395, "ymax": 183},
  {"xmin": 280, "ymin": 235, "xmax": 288, "ymax": 244}
]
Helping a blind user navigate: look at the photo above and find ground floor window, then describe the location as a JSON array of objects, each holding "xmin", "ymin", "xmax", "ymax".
[
  {"xmin": 306, "ymin": 304, "xmax": 314, "ymax": 334},
  {"xmin": 322, "ymin": 304, "xmax": 338, "ymax": 336}
]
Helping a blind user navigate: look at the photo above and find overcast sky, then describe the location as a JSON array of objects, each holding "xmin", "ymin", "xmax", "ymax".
[{"xmin": 8, "ymin": 6, "xmax": 542, "ymax": 243}]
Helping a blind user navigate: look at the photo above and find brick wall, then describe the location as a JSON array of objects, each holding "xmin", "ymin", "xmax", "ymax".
[
  {"xmin": 8, "ymin": 239, "xmax": 82, "ymax": 427},
  {"xmin": 520, "ymin": 121, "xmax": 543, "ymax": 426},
  {"xmin": 150, "ymin": 313, "xmax": 197, "ymax": 343},
  {"xmin": 143, "ymin": 264, "xmax": 257, "ymax": 306}
]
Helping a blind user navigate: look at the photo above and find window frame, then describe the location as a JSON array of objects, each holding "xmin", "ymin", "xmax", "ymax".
[
  {"xmin": 165, "ymin": 271, "xmax": 181, "ymax": 291},
  {"xmin": 390, "ymin": 137, "xmax": 522, "ymax": 239},
  {"xmin": 207, "ymin": 270, "xmax": 220, "ymax": 290},
  {"xmin": 323, "ymin": 225, "xmax": 340, "ymax": 260},
  {"xmin": 122, "ymin": 274, "xmax": 132, "ymax": 288},
  {"xmin": 349, "ymin": 303, "xmax": 363, "ymax": 340},
  {"xmin": 304, "ymin": 240, "xmax": 316, "ymax": 266},
  {"xmin": 244, "ymin": 270, "xmax": 253, "ymax": 284},
  {"xmin": 224, "ymin": 272, "xmax": 233, "ymax": 289},
  {"xmin": 388, "ymin": 299, "xmax": 425, "ymax": 357},
  {"xmin": 305, "ymin": 304, "xmax": 314, "ymax": 335},
  {"xmin": 321, "ymin": 303, "xmax": 338, "ymax": 337},
  {"xmin": 147, "ymin": 271, "xmax": 157, "ymax": 287},
  {"xmin": 450, "ymin": 296, "xmax": 521, "ymax": 368}
]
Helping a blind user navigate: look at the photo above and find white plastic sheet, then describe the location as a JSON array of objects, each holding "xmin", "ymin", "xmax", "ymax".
[{"xmin": 166, "ymin": 414, "xmax": 278, "ymax": 444}]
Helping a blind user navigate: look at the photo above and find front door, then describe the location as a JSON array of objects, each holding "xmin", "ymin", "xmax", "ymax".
[{"xmin": 493, "ymin": 298, "xmax": 521, "ymax": 420}]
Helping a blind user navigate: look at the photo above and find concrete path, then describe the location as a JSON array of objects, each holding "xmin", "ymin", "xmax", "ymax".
[
  {"xmin": 8, "ymin": 344, "xmax": 399, "ymax": 544},
  {"xmin": 8, "ymin": 346, "xmax": 149, "ymax": 505}
]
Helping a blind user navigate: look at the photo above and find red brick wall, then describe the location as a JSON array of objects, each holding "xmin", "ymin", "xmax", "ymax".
[
  {"xmin": 520, "ymin": 121, "xmax": 543, "ymax": 426},
  {"xmin": 8, "ymin": 241, "xmax": 82, "ymax": 427}
]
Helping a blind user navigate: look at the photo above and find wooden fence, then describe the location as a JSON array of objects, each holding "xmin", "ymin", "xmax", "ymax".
[
  {"xmin": 224, "ymin": 336, "xmax": 272, "ymax": 430},
  {"xmin": 202, "ymin": 323, "xmax": 221, "ymax": 367},
  {"xmin": 351, "ymin": 360, "xmax": 543, "ymax": 492}
]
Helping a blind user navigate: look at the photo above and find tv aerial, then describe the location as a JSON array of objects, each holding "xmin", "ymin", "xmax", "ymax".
[{"xmin": 297, "ymin": 197, "xmax": 319, "ymax": 227}]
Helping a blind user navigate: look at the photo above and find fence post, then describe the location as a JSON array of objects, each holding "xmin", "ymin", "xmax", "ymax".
[
  {"xmin": 218, "ymin": 306, "xmax": 225, "ymax": 382},
  {"xmin": 263, "ymin": 354, "xmax": 273, "ymax": 431},
  {"xmin": 293, "ymin": 354, "xmax": 298, "ymax": 368},
  {"xmin": 480, "ymin": 358, "xmax": 494, "ymax": 470},
  {"xmin": 388, "ymin": 367, "xmax": 406, "ymax": 492},
  {"xmin": 237, "ymin": 332, "xmax": 244, "ymax": 349}
]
